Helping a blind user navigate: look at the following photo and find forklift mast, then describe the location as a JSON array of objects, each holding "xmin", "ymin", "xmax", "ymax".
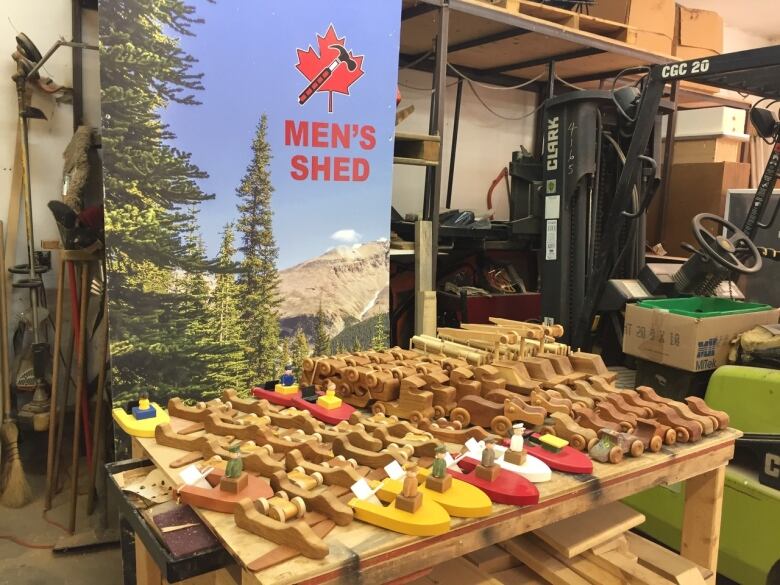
[{"xmin": 540, "ymin": 90, "xmax": 651, "ymax": 344}]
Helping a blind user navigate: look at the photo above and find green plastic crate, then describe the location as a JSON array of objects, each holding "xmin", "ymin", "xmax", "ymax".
[{"xmin": 636, "ymin": 296, "xmax": 772, "ymax": 318}]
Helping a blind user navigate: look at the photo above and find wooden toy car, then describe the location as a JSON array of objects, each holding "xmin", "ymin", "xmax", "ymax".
[
  {"xmin": 542, "ymin": 412, "xmax": 598, "ymax": 451},
  {"xmin": 449, "ymin": 395, "xmax": 539, "ymax": 434},
  {"xmin": 371, "ymin": 375, "xmax": 435, "ymax": 424},
  {"xmin": 588, "ymin": 429, "xmax": 624, "ymax": 464},
  {"xmin": 416, "ymin": 418, "xmax": 497, "ymax": 444}
]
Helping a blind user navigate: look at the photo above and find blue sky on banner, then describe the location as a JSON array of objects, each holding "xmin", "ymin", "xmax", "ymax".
[{"xmin": 163, "ymin": 0, "xmax": 401, "ymax": 269}]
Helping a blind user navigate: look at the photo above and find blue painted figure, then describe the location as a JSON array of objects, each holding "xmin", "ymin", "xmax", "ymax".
[{"xmin": 280, "ymin": 365, "xmax": 295, "ymax": 387}]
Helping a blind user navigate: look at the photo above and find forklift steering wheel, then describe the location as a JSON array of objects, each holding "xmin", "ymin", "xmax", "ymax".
[{"xmin": 692, "ymin": 213, "xmax": 762, "ymax": 274}]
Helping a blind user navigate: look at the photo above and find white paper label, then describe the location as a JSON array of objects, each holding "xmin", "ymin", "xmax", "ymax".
[
  {"xmin": 545, "ymin": 220, "xmax": 558, "ymax": 260},
  {"xmin": 444, "ymin": 452, "xmax": 455, "ymax": 467},
  {"xmin": 384, "ymin": 460, "xmax": 405, "ymax": 481},
  {"xmin": 545, "ymin": 195, "xmax": 560, "ymax": 219},
  {"xmin": 350, "ymin": 478, "xmax": 374, "ymax": 500},
  {"xmin": 465, "ymin": 437, "xmax": 482, "ymax": 453},
  {"xmin": 178, "ymin": 464, "xmax": 212, "ymax": 489}
]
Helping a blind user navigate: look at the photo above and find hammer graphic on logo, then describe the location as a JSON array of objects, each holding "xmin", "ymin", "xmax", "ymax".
[{"xmin": 296, "ymin": 25, "xmax": 364, "ymax": 113}]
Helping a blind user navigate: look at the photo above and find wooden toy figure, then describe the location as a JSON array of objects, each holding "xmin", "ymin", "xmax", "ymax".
[
  {"xmin": 220, "ymin": 443, "xmax": 248, "ymax": 493},
  {"xmin": 316, "ymin": 382, "xmax": 343, "ymax": 410},
  {"xmin": 425, "ymin": 444, "xmax": 452, "ymax": 493},
  {"xmin": 504, "ymin": 423, "xmax": 527, "ymax": 466},
  {"xmin": 395, "ymin": 463, "xmax": 423, "ymax": 513},
  {"xmin": 275, "ymin": 364, "xmax": 300, "ymax": 396},
  {"xmin": 476, "ymin": 440, "xmax": 501, "ymax": 482},
  {"xmin": 280, "ymin": 365, "xmax": 295, "ymax": 387},
  {"xmin": 131, "ymin": 391, "xmax": 156, "ymax": 420}
]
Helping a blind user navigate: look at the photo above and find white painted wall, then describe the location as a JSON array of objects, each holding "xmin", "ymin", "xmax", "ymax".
[
  {"xmin": 393, "ymin": 68, "xmax": 538, "ymax": 221},
  {"xmin": 0, "ymin": 4, "xmax": 101, "ymax": 388}
]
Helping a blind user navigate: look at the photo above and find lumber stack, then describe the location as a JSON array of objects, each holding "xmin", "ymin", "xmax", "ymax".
[{"xmin": 412, "ymin": 502, "xmax": 712, "ymax": 585}]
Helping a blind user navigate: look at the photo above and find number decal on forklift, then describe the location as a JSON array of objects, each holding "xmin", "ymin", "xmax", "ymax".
[{"xmin": 661, "ymin": 59, "xmax": 709, "ymax": 79}]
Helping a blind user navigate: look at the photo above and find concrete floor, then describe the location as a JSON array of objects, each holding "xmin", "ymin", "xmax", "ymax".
[{"xmin": 0, "ymin": 432, "xmax": 123, "ymax": 585}]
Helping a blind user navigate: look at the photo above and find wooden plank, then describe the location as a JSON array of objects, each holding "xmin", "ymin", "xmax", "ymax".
[
  {"xmin": 415, "ymin": 220, "xmax": 434, "ymax": 336},
  {"xmin": 680, "ymin": 466, "xmax": 726, "ymax": 575},
  {"xmin": 533, "ymin": 501, "xmax": 645, "ymax": 558},
  {"xmin": 135, "ymin": 419, "xmax": 738, "ymax": 585},
  {"xmin": 394, "ymin": 156, "xmax": 439, "ymax": 167},
  {"xmin": 492, "ymin": 565, "xmax": 546, "ymax": 585},
  {"xmin": 582, "ymin": 549, "xmax": 676, "ymax": 585},
  {"xmin": 394, "ymin": 133, "xmax": 442, "ymax": 163},
  {"xmin": 465, "ymin": 544, "xmax": 520, "ymax": 573},
  {"xmin": 625, "ymin": 532, "xmax": 706, "ymax": 585},
  {"xmin": 533, "ymin": 535, "xmax": 624, "ymax": 585},
  {"xmin": 426, "ymin": 557, "xmax": 504, "ymax": 585},
  {"xmin": 500, "ymin": 534, "xmax": 591, "ymax": 585}
]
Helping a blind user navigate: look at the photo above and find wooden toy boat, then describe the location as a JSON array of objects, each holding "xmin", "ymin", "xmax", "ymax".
[
  {"xmin": 252, "ymin": 385, "xmax": 299, "ymax": 407},
  {"xmin": 112, "ymin": 402, "xmax": 169, "ymax": 437},
  {"xmin": 459, "ymin": 443, "xmax": 552, "ymax": 483},
  {"xmin": 375, "ymin": 467, "xmax": 492, "ymax": 518},
  {"xmin": 349, "ymin": 492, "xmax": 451, "ymax": 536},
  {"xmin": 447, "ymin": 462, "xmax": 539, "ymax": 506},
  {"xmin": 290, "ymin": 394, "xmax": 355, "ymax": 425},
  {"xmin": 179, "ymin": 468, "xmax": 273, "ymax": 514},
  {"xmin": 524, "ymin": 433, "xmax": 593, "ymax": 474}
]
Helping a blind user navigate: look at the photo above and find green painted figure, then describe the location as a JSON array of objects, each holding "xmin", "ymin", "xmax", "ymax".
[
  {"xmin": 431, "ymin": 444, "xmax": 447, "ymax": 479},
  {"xmin": 225, "ymin": 443, "xmax": 243, "ymax": 478}
]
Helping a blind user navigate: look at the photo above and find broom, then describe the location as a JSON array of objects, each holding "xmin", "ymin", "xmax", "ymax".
[{"xmin": 0, "ymin": 221, "xmax": 32, "ymax": 507}]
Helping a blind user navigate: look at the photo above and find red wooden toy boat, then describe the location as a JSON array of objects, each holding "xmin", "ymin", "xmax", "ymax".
[
  {"xmin": 500, "ymin": 433, "xmax": 593, "ymax": 475},
  {"xmin": 251, "ymin": 385, "xmax": 299, "ymax": 407},
  {"xmin": 290, "ymin": 395, "xmax": 356, "ymax": 425},
  {"xmin": 447, "ymin": 464, "xmax": 539, "ymax": 506},
  {"xmin": 179, "ymin": 468, "xmax": 273, "ymax": 514},
  {"xmin": 525, "ymin": 433, "xmax": 593, "ymax": 474}
]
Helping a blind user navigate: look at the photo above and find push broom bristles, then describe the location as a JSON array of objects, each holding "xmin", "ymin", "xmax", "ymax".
[{"xmin": 1, "ymin": 419, "xmax": 32, "ymax": 508}]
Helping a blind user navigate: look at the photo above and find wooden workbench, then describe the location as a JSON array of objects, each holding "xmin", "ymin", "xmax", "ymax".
[{"xmin": 130, "ymin": 417, "xmax": 738, "ymax": 585}]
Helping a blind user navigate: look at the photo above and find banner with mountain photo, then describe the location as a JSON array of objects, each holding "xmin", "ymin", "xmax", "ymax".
[{"xmin": 99, "ymin": 0, "xmax": 401, "ymax": 409}]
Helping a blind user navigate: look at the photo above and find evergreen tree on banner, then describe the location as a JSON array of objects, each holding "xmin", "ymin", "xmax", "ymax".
[
  {"xmin": 236, "ymin": 115, "xmax": 282, "ymax": 381},
  {"xmin": 313, "ymin": 302, "xmax": 331, "ymax": 356},
  {"xmin": 290, "ymin": 327, "xmax": 310, "ymax": 378},
  {"xmin": 205, "ymin": 223, "xmax": 250, "ymax": 393},
  {"xmin": 100, "ymin": 0, "xmax": 215, "ymax": 403},
  {"xmin": 371, "ymin": 316, "xmax": 389, "ymax": 351}
]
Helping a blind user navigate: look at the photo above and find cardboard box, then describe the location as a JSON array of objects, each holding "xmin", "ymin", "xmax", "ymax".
[
  {"xmin": 662, "ymin": 106, "xmax": 747, "ymax": 139},
  {"xmin": 623, "ymin": 304, "xmax": 780, "ymax": 372},
  {"xmin": 671, "ymin": 135, "xmax": 748, "ymax": 164},
  {"xmin": 646, "ymin": 162, "xmax": 750, "ymax": 255},
  {"xmin": 589, "ymin": 0, "xmax": 675, "ymax": 54},
  {"xmin": 674, "ymin": 5, "xmax": 723, "ymax": 59}
]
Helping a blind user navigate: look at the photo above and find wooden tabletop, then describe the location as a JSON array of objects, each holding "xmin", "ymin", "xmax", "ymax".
[{"xmin": 134, "ymin": 417, "xmax": 738, "ymax": 585}]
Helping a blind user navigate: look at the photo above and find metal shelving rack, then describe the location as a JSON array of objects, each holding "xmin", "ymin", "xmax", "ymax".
[{"xmin": 396, "ymin": 0, "xmax": 753, "ymax": 296}]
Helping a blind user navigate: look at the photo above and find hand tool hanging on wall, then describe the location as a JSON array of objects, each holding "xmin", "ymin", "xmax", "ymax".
[{"xmin": 8, "ymin": 34, "xmax": 98, "ymax": 433}]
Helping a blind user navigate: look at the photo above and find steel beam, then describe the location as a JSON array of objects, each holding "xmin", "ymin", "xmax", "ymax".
[{"xmin": 485, "ymin": 47, "xmax": 603, "ymax": 75}]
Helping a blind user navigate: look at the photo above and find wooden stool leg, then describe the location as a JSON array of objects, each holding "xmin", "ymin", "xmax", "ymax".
[
  {"xmin": 44, "ymin": 259, "xmax": 67, "ymax": 510},
  {"xmin": 86, "ymin": 301, "xmax": 109, "ymax": 516},
  {"xmin": 68, "ymin": 263, "xmax": 90, "ymax": 533},
  {"xmin": 681, "ymin": 465, "xmax": 725, "ymax": 574}
]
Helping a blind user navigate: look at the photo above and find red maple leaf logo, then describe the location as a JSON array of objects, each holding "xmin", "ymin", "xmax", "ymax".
[{"xmin": 296, "ymin": 25, "xmax": 365, "ymax": 113}]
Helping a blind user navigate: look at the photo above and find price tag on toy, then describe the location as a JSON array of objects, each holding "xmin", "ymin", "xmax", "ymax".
[
  {"xmin": 177, "ymin": 464, "xmax": 213, "ymax": 492},
  {"xmin": 384, "ymin": 460, "xmax": 405, "ymax": 481},
  {"xmin": 350, "ymin": 478, "xmax": 375, "ymax": 500},
  {"xmin": 465, "ymin": 437, "xmax": 483, "ymax": 453},
  {"xmin": 444, "ymin": 452, "xmax": 455, "ymax": 467}
]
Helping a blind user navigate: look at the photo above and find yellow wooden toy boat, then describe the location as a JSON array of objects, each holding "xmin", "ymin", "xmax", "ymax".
[
  {"xmin": 112, "ymin": 402, "xmax": 169, "ymax": 437},
  {"xmin": 349, "ymin": 491, "xmax": 451, "ymax": 536},
  {"xmin": 375, "ymin": 468, "xmax": 492, "ymax": 518}
]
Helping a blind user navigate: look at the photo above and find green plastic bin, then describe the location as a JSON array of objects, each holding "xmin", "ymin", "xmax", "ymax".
[{"xmin": 636, "ymin": 296, "xmax": 772, "ymax": 318}]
